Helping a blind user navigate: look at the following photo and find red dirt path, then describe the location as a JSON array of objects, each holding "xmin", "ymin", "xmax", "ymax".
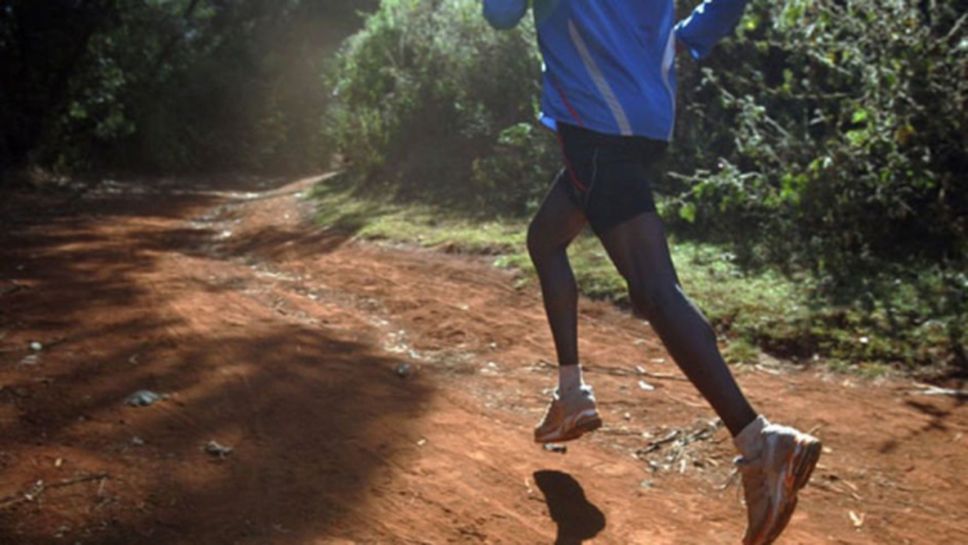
[{"xmin": 1, "ymin": 175, "xmax": 965, "ymax": 544}]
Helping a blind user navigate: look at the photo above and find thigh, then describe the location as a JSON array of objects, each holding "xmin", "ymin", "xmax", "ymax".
[
  {"xmin": 528, "ymin": 169, "xmax": 589, "ymax": 251},
  {"xmin": 596, "ymin": 211, "xmax": 680, "ymax": 287}
]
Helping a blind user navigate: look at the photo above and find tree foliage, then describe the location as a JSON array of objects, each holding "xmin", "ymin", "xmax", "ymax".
[
  {"xmin": 323, "ymin": 0, "xmax": 967, "ymax": 368},
  {"xmin": 325, "ymin": 0, "xmax": 966, "ymax": 263},
  {"xmin": 323, "ymin": 0, "xmax": 556, "ymax": 215},
  {"xmin": 0, "ymin": 0, "xmax": 374, "ymax": 178},
  {"xmin": 665, "ymin": 0, "xmax": 967, "ymax": 368},
  {"xmin": 670, "ymin": 0, "xmax": 967, "ymax": 275},
  {"xmin": 2, "ymin": 0, "xmax": 964, "ymax": 367}
]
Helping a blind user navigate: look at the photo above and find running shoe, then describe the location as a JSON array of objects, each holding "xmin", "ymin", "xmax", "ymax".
[
  {"xmin": 734, "ymin": 416, "xmax": 822, "ymax": 545},
  {"xmin": 534, "ymin": 385, "xmax": 602, "ymax": 443}
]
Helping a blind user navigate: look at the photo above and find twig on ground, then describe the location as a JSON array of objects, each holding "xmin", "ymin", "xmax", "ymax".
[
  {"xmin": 0, "ymin": 473, "xmax": 109, "ymax": 509},
  {"xmin": 811, "ymin": 479, "xmax": 864, "ymax": 502},
  {"xmin": 717, "ymin": 468, "xmax": 741, "ymax": 491},
  {"xmin": 598, "ymin": 427, "xmax": 646, "ymax": 437},
  {"xmin": 635, "ymin": 419, "xmax": 725, "ymax": 476},
  {"xmin": 0, "ymin": 284, "xmax": 24, "ymax": 297},
  {"xmin": 912, "ymin": 384, "xmax": 968, "ymax": 399},
  {"xmin": 584, "ymin": 364, "xmax": 688, "ymax": 382},
  {"xmin": 641, "ymin": 371, "xmax": 688, "ymax": 382},
  {"xmin": 635, "ymin": 430, "xmax": 681, "ymax": 455}
]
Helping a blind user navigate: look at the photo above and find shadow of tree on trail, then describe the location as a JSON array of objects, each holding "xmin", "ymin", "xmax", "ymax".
[{"xmin": 0, "ymin": 175, "xmax": 434, "ymax": 544}]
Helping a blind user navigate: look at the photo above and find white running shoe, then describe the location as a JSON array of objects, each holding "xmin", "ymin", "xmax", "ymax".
[
  {"xmin": 534, "ymin": 385, "xmax": 602, "ymax": 444},
  {"xmin": 733, "ymin": 416, "xmax": 822, "ymax": 545}
]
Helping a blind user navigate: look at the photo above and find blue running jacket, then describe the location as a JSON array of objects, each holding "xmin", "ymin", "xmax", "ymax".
[{"xmin": 482, "ymin": 0, "xmax": 748, "ymax": 141}]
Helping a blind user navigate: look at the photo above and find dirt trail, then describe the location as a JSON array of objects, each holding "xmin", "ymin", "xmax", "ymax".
[{"xmin": 1, "ymin": 175, "xmax": 965, "ymax": 545}]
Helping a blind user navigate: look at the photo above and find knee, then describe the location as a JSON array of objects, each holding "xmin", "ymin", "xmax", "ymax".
[
  {"xmin": 627, "ymin": 280, "xmax": 679, "ymax": 321},
  {"xmin": 630, "ymin": 282, "xmax": 717, "ymax": 336},
  {"xmin": 526, "ymin": 220, "xmax": 549, "ymax": 263}
]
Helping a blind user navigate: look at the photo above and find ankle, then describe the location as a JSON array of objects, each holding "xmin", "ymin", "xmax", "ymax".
[
  {"xmin": 733, "ymin": 415, "xmax": 769, "ymax": 458},
  {"xmin": 558, "ymin": 363, "xmax": 585, "ymax": 393}
]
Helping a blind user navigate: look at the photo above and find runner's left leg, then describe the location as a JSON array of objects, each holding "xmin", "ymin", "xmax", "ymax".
[
  {"xmin": 526, "ymin": 172, "xmax": 588, "ymax": 369},
  {"xmin": 528, "ymin": 172, "xmax": 603, "ymax": 443}
]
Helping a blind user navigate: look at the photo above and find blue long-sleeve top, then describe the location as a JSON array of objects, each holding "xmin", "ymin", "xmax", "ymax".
[{"xmin": 482, "ymin": 0, "xmax": 748, "ymax": 141}]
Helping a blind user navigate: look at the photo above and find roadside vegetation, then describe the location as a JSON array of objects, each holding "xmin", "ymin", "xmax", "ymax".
[
  {"xmin": 314, "ymin": 176, "xmax": 956, "ymax": 378},
  {"xmin": 1, "ymin": 0, "xmax": 375, "ymax": 176},
  {"xmin": 319, "ymin": 0, "xmax": 966, "ymax": 376},
  {"xmin": 2, "ymin": 0, "xmax": 963, "ymax": 376}
]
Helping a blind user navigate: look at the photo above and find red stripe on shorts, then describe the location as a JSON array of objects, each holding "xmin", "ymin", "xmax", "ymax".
[{"xmin": 555, "ymin": 131, "xmax": 588, "ymax": 192}]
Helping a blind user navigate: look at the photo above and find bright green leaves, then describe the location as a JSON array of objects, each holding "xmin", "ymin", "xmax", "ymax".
[
  {"xmin": 679, "ymin": 202, "xmax": 698, "ymax": 223},
  {"xmin": 776, "ymin": 0, "xmax": 813, "ymax": 31},
  {"xmin": 851, "ymin": 109, "xmax": 869, "ymax": 125},
  {"xmin": 779, "ymin": 172, "xmax": 807, "ymax": 205}
]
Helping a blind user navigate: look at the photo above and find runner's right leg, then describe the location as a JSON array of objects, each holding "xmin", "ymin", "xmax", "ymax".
[
  {"xmin": 597, "ymin": 212, "xmax": 820, "ymax": 545},
  {"xmin": 595, "ymin": 211, "xmax": 757, "ymax": 436},
  {"xmin": 527, "ymin": 172, "xmax": 601, "ymax": 443}
]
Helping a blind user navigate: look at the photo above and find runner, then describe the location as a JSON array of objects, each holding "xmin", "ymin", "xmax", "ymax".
[{"xmin": 482, "ymin": 2, "xmax": 822, "ymax": 543}]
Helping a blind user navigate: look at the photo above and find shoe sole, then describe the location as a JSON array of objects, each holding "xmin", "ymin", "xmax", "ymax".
[
  {"xmin": 792, "ymin": 438, "xmax": 822, "ymax": 491},
  {"xmin": 761, "ymin": 437, "xmax": 822, "ymax": 545},
  {"xmin": 534, "ymin": 411, "xmax": 602, "ymax": 444}
]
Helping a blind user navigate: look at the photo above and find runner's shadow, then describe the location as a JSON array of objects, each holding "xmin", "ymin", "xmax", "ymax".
[{"xmin": 534, "ymin": 470, "xmax": 606, "ymax": 544}]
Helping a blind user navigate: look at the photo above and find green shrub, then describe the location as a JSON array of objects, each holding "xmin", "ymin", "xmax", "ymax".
[
  {"xmin": 666, "ymin": 0, "xmax": 967, "ymax": 369},
  {"xmin": 324, "ymin": 0, "xmax": 966, "ymax": 370},
  {"xmin": 323, "ymin": 0, "xmax": 556, "ymax": 215},
  {"xmin": 1, "ymin": 0, "xmax": 373, "ymax": 177},
  {"xmin": 670, "ymin": 0, "xmax": 967, "ymax": 276}
]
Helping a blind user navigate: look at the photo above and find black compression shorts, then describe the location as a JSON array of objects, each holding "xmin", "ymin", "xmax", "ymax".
[{"xmin": 554, "ymin": 122, "xmax": 668, "ymax": 236}]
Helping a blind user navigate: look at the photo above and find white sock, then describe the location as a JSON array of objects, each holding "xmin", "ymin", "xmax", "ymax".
[
  {"xmin": 733, "ymin": 415, "xmax": 768, "ymax": 459},
  {"xmin": 558, "ymin": 364, "xmax": 584, "ymax": 393}
]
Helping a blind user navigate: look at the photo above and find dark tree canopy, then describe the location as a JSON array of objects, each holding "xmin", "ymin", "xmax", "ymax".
[{"xmin": 0, "ymin": 0, "xmax": 377, "ymax": 177}]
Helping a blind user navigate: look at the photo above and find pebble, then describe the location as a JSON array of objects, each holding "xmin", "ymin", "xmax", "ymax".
[
  {"xmin": 125, "ymin": 390, "xmax": 163, "ymax": 407},
  {"xmin": 395, "ymin": 363, "xmax": 413, "ymax": 378},
  {"xmin": 205, "ymin": 440, "xmax": 233, "ymax": 458},
  {"xmin": 638, "ymin": 380, "xmax": 656, "ymax": 392},
  {"xmin": 542, "ymin": 443, "xmax": 567, "ymax": 454},
  {"xmin": 19, "ymin": 354, "xmax": 40, "ymax": 366}
]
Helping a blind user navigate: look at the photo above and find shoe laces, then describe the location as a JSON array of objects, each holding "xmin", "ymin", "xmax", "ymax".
[
  {"xmin": 720, "ymin": 455, "xmax": 755, "ymax": 498},
  {"xmin": 735, "ymin": 454, "xmax": 772, "ymax": 503},
  {"xmin": 718, "ymin": 466, "xmax": 742, "ymax": 500}
]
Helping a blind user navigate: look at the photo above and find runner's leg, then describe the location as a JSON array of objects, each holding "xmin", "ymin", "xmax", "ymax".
[
  {"xmin": 597, "ymin": 212, "xmax": 757, "ymax": 436},
  {"xmin": 527, "ymin": 172, "xmax": 587, "ymax": 369},
  {"xmin": 529, "ymin": 173, "xmax": 605, "ymax": 443}
]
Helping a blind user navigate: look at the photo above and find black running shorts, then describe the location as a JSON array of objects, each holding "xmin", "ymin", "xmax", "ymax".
[{"xmin": 554, "ymin": 122, "xmax": 668, "ymax": 236}]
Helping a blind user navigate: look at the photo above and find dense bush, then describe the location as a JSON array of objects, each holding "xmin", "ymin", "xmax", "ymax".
[
  {"xmin": 323, "ymin": 0, "xmax": 557, "ymax": 215},
  {"xmin": 323, "ymin": 0, "xmax": 966, "ymax": 369},
  {"xmin": 666, "ymin": 0, "xmax": 967, "ymax": 369},
  {"xmin": 0, "ymin": 0, "xmax": 374, "ymax": 178},
  {"xmin": 669, "ymin": 0, "xmax": 967, "ymax": 274},
  {"xmin": 325, "ymin": 0, "xmax": 965, "ymax": 261}
]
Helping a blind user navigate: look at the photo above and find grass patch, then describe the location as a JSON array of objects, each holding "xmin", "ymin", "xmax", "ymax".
[
  {"xmin": 314, "ymin": 178, "xmax": 523, "ymax": 254},
  {"xmin": 312, "ymin": 177, "xmax": 965, "ymax": 377}
]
